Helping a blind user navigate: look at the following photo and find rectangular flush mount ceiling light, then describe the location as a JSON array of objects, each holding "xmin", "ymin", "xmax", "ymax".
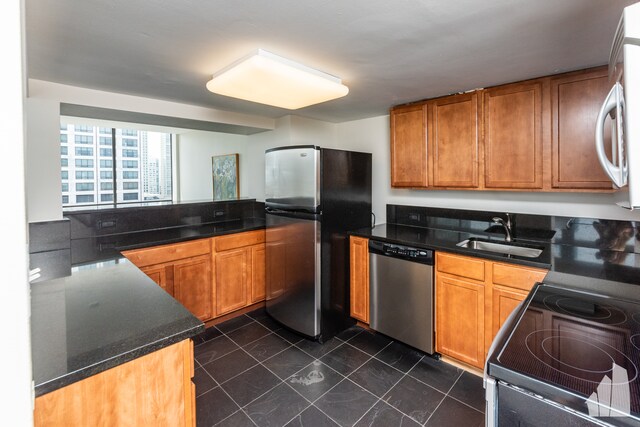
[{"xmin": 206, "ymin": 49, "xmax": 349, "ymax": 110}]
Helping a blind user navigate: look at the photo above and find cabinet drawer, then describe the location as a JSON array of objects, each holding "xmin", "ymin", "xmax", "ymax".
[
  {"xmin": 436, "ymin": 252, "xmax": 485, "ymax": 281},
  {"xmin": 214, "ymin": 230, "xmax": 265, "ymax": 252},
  {"xmin": 123, "ymin": 239, "xmax": 211, "ymax": 267},
  {"xmin": 492, "ymin": 262, "xmax": 547, "ymax": 291}
]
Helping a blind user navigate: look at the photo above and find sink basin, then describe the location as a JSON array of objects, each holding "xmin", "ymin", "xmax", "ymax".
[{"xmin": 456, "ymin": 238, "xmax": 543, "ymax": 258}]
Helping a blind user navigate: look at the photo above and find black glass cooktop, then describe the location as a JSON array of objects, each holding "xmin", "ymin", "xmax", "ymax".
[{"xmin": 490, "ymin": 283, "xmax": 640, "ymax": 425}]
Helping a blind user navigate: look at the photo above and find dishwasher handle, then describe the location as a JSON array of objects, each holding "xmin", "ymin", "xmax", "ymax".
[{"xmin": 368, "ymin": 239, "xmax": 434, "ymax": 265}]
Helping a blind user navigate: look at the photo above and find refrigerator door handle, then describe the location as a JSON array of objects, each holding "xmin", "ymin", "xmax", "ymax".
[{"xmin": 595, "ymin": 82, "xmax": 626, "ymax": 187}]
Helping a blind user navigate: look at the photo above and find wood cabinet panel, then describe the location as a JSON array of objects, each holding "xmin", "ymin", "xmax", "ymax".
[
  {"xmin": 484, "ymin": 81, "xmax": 543, "ymax": 189},
  {"xmin": 173, "ymin": 255, "xmax": 213, "ymax": 321},
  {"xmin": 551, "ymin": 67, "xmax": 613, "ymax": 188},
  {"xmin": 141, "ymin": 264, "xmax": 170, "ymax": 294},
  {"xmin": 436, "ymin": 274, "xmax": 485, "ymax": 368},
  {"xmin": 215, "ymin": 230, "xmax": 265, "ymax": 252},
  {"xmin": 436, "ymin": 252, "xmax": 485, "ymax": 282},
  {"xmin": 250, "ymin": 245, "xmax": 266, "ymax": 303},
  {"xmin": 349, "ymin": 236, "xmax": 370, "ymax": 323},
  {"xmin": 214, "ymin": 248, "xmax": 249, "ymax": 316},
  {"xmin": 428, "ymin": 93, "xmax": 480, "ymax": 188},
  {"xmin": 122, "ymin": 239, "xmax": 211, "ymax": 268},
  {"xmin": 390, "ymin": 104, "xmax": 428, "ymax": 187},
  {"xmin": 34, "ymin": 339, "xmax": 195, "ymax": 427},
  {"xmin": 491, "ymin": 285, "xmax": 529, "ymax": 336},
  {"xmin": 492, "ymin": 262, "xmax": 547, "ymax": 292}
]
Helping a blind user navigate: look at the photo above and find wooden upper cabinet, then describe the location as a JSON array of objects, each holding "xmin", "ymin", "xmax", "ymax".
[
  {"xmin": 483, "ymin": 81, "xmax": 544, "ymax": 189},
  {"xmin": 390, "ymin": 104, "xmax": 428, "ymax": 187},
  {"xmin": 551, "ymin": 67, "xmax": 613, "ymax": 189},
  {"xmin": 349, "ymin": 236, "xmax": 369, "ymax": 323},
  {"xmin": 428, "ymin": 92, "xmax": 480, "ymax": 188}
]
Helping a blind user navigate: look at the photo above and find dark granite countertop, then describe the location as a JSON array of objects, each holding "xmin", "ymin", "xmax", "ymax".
[
  {"xmin": 31, "ymin": 218, "xmax": 266, "ymax": 396},
  {"xmin": 352, "ymin": 223, "xmax": 640, "ymax": 286},
  {"xmin": 31, "ymin": 258, "xmax": 204, "ymax": 397}
]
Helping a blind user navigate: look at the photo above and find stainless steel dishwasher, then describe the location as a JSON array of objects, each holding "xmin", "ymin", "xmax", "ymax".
[{"xmin": 369, "ymin": 239, "xmax": 437, "ymax": 355}]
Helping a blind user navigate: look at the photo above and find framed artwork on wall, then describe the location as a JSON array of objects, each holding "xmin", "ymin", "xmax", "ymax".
[{"xmin": 212, "ymin": 153, "xmax": 239, "ymax": 200}]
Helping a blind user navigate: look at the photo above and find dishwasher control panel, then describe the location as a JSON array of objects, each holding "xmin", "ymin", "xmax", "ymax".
[{"xmin": 368, "ymin": 240, "xmax": 434, "ymax": 265}]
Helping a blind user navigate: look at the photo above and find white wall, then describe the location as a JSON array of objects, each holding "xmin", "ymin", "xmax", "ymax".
[
  {"xmin": 25, "ymin": 98, "xmax": 63, "ymax": 221},
  {"xmin": 1, "ymin": 0, "xmax": 33, "ymax": 424},
  {"xmin": 175, "ymin": 130, "xmax": 248, "ymax": 201}
]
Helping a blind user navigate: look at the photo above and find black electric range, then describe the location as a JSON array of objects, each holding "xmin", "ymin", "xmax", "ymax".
[{"xmin": 486, "ymin": 283, "xmax": 640, "ymax": 426}]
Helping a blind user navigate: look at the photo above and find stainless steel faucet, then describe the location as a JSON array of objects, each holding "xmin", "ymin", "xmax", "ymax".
[{"xmin": 492, "ymin": 213, "xmax": 512, "ymax": 242}]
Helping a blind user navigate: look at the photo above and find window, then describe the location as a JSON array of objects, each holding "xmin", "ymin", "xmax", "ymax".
[
  {"xmin": 75, "ymin": 135, "xmax": 93, "ymax": 144},
  {"xmin": 62, "ymin": 195, "xmax": 69, "ymax": 203},
  {"xmin": 62, "ymin": 183, "xmax": 68, "ymax": 192},
  {"xmin": 75, "ymin": 147, "xmax": 93, "ymax": 156},
  {"xmin": 60, "ymin": 124, "xmax": 68, "ymax": 131},
  {"xmin": 76, "ymin": 195, "xmax": 94, "ymax": 203},
  {"xmin": 76, "ymin": 183, "xmax": 94, "ymax": 191},
  {"xmin": 76, "ymin": 171, "xmax": 94, "ymax": 180},
  {"xmin": 75, "ymin": 159, "xmax": 94, "ymax": 168},
  {"xmin": 60, "ymin": 122, "xmax": 172, "ymax": 207}
]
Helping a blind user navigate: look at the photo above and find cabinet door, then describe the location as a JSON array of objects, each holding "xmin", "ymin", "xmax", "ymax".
[
  {"xmin": 436, "ymin": 274, "xmax": 485, "ymax": 368},
  {"xmin": 484, "ymin": 81, "xmax": 543, "ymax": 189},
  {"xmin": 215, "ymin": 248, "xmax": 248, "ymax": 316},
  {"xmin": 551, "ymin": 67, "xmax": 613, "ymax": 189},
  {"xmin": 140, "ymin": 264, "xmax": 171, "ymax": 295},
  {"xmin": 428, "ymin": 93, "xmax": 480, "ymax": 188},
  {"xmin": 390, "ymin": 104, "xmax": 428, "ymax": 187},
  {"xmin": 491, "ymin": 285, "xmax": 529, "ymax": 338},
  {"xmin": 250, "ymin": 244, "xmax": 266, "ymax": 303},
  {"xmin": 349, "ymin": 236, "xmax": 369, "ymax": 323},
  {"xmin": 173, "ymin": 255, "xmax": 213, "ymax": 322}
]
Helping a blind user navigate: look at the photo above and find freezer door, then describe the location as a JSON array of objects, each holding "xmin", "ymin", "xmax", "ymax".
[
  {"xmin": 265, "ymin": 147, "xmax": 320, "ymax": 212},
  {"xmin": 265, "ymin": 212, "xmax": 321, "ymax": 337}
]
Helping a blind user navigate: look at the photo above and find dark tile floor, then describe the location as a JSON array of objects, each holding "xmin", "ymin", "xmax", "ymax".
[{"xmin": 193, "ymin": 308, "xmax": 485, "ymax": 427}]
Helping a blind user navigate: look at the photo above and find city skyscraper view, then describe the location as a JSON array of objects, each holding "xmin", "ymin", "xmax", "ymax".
[{"xmin": 60, "ymin": 123, "xmax": 172, "ymax": 206}]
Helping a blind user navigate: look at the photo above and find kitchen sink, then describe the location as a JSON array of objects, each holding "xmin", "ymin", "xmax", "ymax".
[{"xmin": 456, "ymin": 238, "xmax": 543, "ymax": 258}]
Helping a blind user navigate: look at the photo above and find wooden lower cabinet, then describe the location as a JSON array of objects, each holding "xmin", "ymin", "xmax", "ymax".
[
  {"xmin": 34, "ymin": 339, "xmax": 195, "ymax": 427},
  {"xmin": 213, "ymin": 230, "xmax": 266, "ymax": 317},
  {"xmin": 349, "ymin": 236, "xmax": 370, "ymax": 323},
  {"xmin": 214, "ymin": 248, "xmax": 249, "ymax": 316},
  {"xmin": 174, "ymin": 255, "xmax": 213, "ymax": 321},
  {"xmin": 123, "ymin": 230, "xmax": 266, "ymax": 323},
  {"xmin": 435, "ymin": 252, "xmax": 547, "ymax": 369},
  {"xmin": 436, "ymin": 274, "xmax": 485, "ymax": 367}
]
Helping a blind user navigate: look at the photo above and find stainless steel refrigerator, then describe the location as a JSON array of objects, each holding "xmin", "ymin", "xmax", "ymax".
[{"xmin": 264, "ymin": 146, "xmax": 372, "ymax": 342}]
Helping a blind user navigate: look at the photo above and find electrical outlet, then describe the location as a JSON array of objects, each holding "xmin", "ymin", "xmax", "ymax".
[
  {"xmin": 214, "ymin": 210, "xmax": 225, "ymax": 217},
  {"xmin": 409, "ymin": 213, "xmax": 421, "ymax": 221}
]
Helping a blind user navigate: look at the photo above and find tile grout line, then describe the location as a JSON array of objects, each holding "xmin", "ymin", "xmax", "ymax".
[{"xmin": 420, "ymin": 369, "xmax": 465, "ymax": 426}]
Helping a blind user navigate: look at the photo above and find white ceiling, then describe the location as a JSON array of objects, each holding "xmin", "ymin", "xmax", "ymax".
[{"xmin": 25, "ymin": 0, "xmax": 636, "ymax": 123}]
